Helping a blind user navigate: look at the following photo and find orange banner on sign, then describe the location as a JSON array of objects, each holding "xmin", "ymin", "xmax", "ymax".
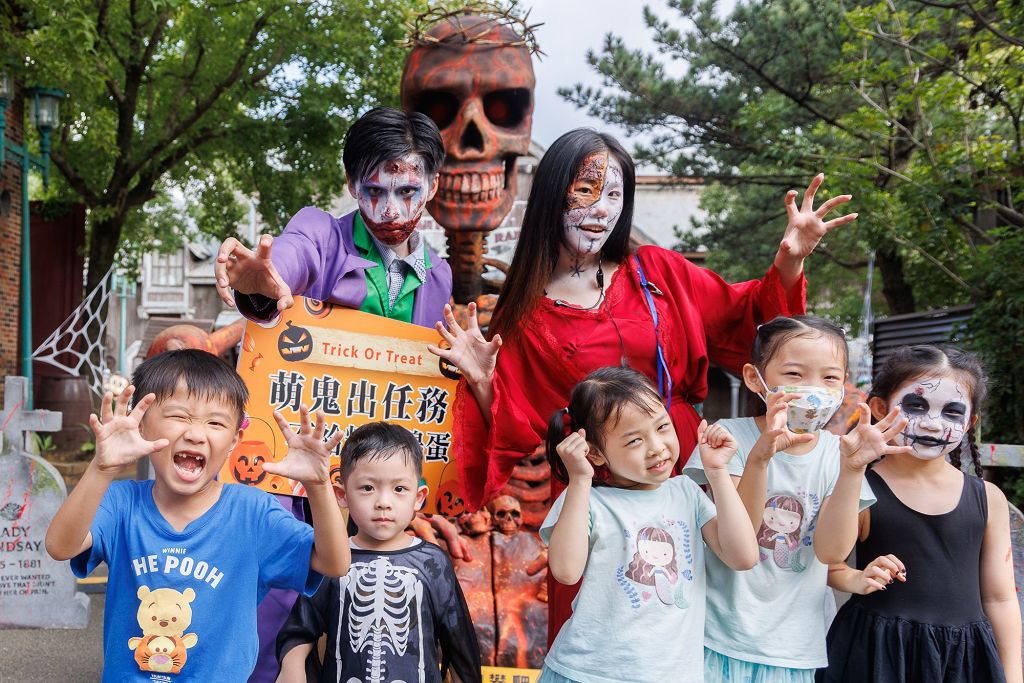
[{"xmin": 221, "ymin": 297, "xmax": 464, "ymax": 516}]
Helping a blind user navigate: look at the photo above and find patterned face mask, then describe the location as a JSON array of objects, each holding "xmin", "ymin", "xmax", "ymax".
[{"xmin": 755, "ymin": 368, "xmax": 844, "ymax": 434}]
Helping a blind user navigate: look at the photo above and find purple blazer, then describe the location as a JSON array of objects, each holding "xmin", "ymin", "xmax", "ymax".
[{"xmin": 236, "ymin": 208, "xmax": 453, "ymax": 328}]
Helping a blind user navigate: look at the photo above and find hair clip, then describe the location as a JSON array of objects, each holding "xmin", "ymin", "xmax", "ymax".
[{"xmin": 643, "ymin": 281, "xmax": 664, "ymax": 296}]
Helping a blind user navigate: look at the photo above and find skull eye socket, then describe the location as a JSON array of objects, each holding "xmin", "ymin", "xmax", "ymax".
[
  {"xmin": 415, "ymin": 90, "xmax": 459, "ymax": 130},
  {"xmin": 484, "ymin": 89, "xmax": 530, "ymax": 128}
]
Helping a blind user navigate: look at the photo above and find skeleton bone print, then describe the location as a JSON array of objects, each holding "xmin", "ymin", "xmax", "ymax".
[
  {"xmin": 337, "ymin": 557, "xmax": 424, "ymax": 683},
  {"xmin": 278, "ymin": 542, "xmax": 481, "ymax": 683}
]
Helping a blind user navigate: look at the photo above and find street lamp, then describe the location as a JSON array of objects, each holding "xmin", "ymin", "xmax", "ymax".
[{"xmin": 0, "ymin": 74, "xmax": 66, "ymax": 408}]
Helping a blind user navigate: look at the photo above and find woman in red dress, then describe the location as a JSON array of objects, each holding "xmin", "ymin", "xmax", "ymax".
[{"xmin": 431, "ymin": 129, "xmax": 857, "ymax": 642}]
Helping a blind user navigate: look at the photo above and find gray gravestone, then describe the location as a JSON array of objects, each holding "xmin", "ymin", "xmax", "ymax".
[
  {"xmin": 1010, "ymin": 503, "xmax": 1024, "ymax": 664},
  {"xmin": 0, "ymin": 376, "xmax": 90, "ymax": 628}
]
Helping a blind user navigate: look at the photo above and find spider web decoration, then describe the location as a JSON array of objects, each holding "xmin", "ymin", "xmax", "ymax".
[
  {"xmin": 31, "ymin": 266, "xmax": 116, "ymax": 397},
  {"xmin": 401, "ymin": 1, "xmax": 544, "ymax": 56}
]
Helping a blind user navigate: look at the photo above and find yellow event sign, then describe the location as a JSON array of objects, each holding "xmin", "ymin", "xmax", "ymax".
[
  {"xmin": 221, "ymin": 297, "xmax": 464, "ymax": 516},
  {"xmin": 481, "ymin": 666, "xmax": 541, "ymax": 683}
]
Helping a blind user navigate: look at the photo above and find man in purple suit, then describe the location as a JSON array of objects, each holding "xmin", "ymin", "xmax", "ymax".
[
  {"xmin": 215, "ymin": 107, "xmax": 459, "ymax": 682},
  {"xmin": 216, "ymin": 106, "xmax": 452, "ymax": 327}
]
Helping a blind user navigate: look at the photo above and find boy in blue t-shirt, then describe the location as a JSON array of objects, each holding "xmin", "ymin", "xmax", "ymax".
[
  {"xmin": 275, "ymin": 422, "xmax": 481, "ymax": 683},
  {"xmin": 44, "ymin": 349, "xmax": 350, "ymax": 682}
]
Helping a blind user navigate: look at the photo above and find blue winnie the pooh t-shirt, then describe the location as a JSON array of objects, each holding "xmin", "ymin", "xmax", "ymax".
[{"xmin": 72, "ymin": 480, "xmax": 321, "ymax": 682}]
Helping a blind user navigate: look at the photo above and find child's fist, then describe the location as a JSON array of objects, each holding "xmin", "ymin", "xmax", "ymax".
[
  {"xmin": 698, "ymin": 420, "xmax": 738, "ymax": 472},
  {"xmin": 556, "ymin": 429, "xmax": 595, "ymax": 482}
]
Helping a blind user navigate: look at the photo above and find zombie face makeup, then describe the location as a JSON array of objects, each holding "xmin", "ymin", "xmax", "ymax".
[
  {"xmin": 353, "ymin": 154, "xmax": 434, "ymax": 245},
  {"xmin": 561, "ymin": 153, "xmax": 624, "ymax": 265},
  {"xmin": 889, "ymin": 375, "xmax": 972, "ymax": 460}
]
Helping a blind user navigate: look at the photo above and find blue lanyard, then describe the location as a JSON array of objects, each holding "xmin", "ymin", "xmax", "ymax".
[{"xmin": 634, "ymin": 255, "xmax": 672, "ymax": 409}]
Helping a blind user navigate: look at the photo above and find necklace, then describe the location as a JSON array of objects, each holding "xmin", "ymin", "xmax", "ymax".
[{"xmin": 547, "ymin": 258, "xmax": 605, "ymax": 310}]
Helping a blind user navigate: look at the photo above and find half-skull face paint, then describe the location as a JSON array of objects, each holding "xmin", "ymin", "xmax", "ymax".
[
  {"xmin": 562, "ymin": 153, "xmax": 624, "ymax": 262},
  {"xmin": 353, "ymin": 154, "xmax": 434, "ymax": 245},
  {"xmin": 889, "ymin": 375, "xmax": 972, "ymax": 460}
]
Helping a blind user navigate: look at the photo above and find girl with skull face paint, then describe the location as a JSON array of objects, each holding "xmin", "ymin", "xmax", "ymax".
[
  {"xmin": 430, "ymin": 128, "xmax": 859, "ymax": 644},
  {"xmin": 820, "ymin": 345, "xmax": 1021, "ymax": 683}
]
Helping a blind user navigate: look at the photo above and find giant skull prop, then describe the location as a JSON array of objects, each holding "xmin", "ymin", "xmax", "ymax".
[
  {"xmin": 401, "ymin": 14, "xmax": 535, "ymax": 234},
  {"xmin": 488, "ymin": 495, "xmax": 524, "ymax": 536}
]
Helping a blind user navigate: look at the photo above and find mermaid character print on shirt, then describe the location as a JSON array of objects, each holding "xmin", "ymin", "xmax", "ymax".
[
  {"xmin": 757, "ymin": 492, "xmax": 820, "ymax": 572},
  {"xmin": 618, "ymin": 523, "xmax": 694, "ymax": 609}
]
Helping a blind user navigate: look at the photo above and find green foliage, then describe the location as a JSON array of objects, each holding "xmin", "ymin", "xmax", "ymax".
[
  {"xmin": 565, "ymin": 0, "xmax": 1024, "ymax": 442},
  {"xmin": 997, "ymin": 470, "xmax": 1024, "ymax": 511},
  {"xmin": 1, "ymin": 0, "xmax": 425, "ymax": 282},
  {"xmin": 967, "ymin": 229, "xmax": 1024, "ymax": 443},
  {"xmin": 29, "ymin": 432, "xmax": 57, "ymax": 454}
]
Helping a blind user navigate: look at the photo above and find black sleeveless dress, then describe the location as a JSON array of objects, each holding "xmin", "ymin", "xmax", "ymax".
[{"xmin": 819, "ymin": 469, "xmax": 1006, "ymax": 682}]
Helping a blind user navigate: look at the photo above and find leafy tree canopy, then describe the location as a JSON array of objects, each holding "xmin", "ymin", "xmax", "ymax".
[
  {"xmin": 565, "ymin": 0, "xmax": 1023, "ymax": 440},
  {"xmin": 1, "ymin": 0, "xmax": 425, "ymax": 288}
]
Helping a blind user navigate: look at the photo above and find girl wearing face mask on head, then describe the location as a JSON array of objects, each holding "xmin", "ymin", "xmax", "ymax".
[
  {"xmin": 819, "ymin": 345, "xmax": 1022, "ymax": 683},
  {"xmin": 683, "ymin": 315, "xmax": 908, "ymax": 682},
  {"xmin": 429, "ymin": 129, "xmax": 859, "ymax": 643}
]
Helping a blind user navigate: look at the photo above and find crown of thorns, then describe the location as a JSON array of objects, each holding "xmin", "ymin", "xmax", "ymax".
[{"xmin": 402, "ymin": 1, "xmax": 544, "ymax": 56}]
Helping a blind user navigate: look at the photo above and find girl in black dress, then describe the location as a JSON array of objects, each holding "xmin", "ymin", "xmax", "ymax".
[{"xmin": 821, "ymin": 345, "xmax": 1021, "ymax": 683}]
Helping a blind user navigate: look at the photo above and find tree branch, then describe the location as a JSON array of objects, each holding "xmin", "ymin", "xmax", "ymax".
[
  {"xmin": 816, "ymin": 244, "xmax": 871, "ymax": 269},
  {"xmin": 907, "ymin": 0, "xmax": 1024, "ymax": 48},
  {"xmin": 124, "ymin": 7, "xmax": 282, "ymax": 184},
  {"xmin": 696, "ymin": 30, "xmax": 872, "ymax": 143},
  {"xmin": 127, "ymin": 127, "xmax": 227, "ymax": 208},
  {"xmin": 51, "ymin": 148, "xmax": 99, "ymax": 205}
]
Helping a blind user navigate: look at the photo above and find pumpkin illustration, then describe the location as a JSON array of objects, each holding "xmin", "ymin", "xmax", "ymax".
[
  {"xmin": 266, "ymin": 475, "xmax": 292, "ymax": 494},
  {"xmin": 230, "ymin": 441, "xmax": 272, "ymax": 486},
  {"xmin": 329, "ymin": 461, "xmax": 343, "ymax": 488},
  {"xmin": 278, "ymin": 321, "xmax": 313, "ymax": 361},
  {"xmin": 435, "ymin": 477, "xmax": 465, "ymax": 517},
  {"xmin": 303, "ymin": 298, "xmax": 332, "ymax": 319},
  {"xmin": 435, "ymin": 340, "xmax": 463, "ymax": 381}
]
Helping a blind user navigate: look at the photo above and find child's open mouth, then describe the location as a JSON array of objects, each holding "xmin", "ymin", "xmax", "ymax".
[
  {"xmin": 647, "ymin": 458, "xmax": 671, "ymax": 474},
  {"xmin": 173, "ymin": 451, "xmax": 207, "ymax": 482}
]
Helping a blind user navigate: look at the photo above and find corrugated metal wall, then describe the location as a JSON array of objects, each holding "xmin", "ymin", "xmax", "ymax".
[{"xmin": 871, "ymin": 304, "xmax": 975, "ymax": 372}]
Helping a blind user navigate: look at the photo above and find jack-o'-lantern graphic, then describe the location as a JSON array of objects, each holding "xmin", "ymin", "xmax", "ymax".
[
  {"xmin": 436, "ymin": 477, "xmax": 465, "ymax": 517},
  {"xmin": 266, "ymin": 475, "xmax": 291, "ymax": 494},
  {"xmin": 329, "ymin": 461, "xmax": 343, "ymax": 489},
  {"xmin": 278, "ymin": 321, "xmax": 312, "ymax": 361},
  {"xmin": 230, "ymin": 441, "xmax": 271, "ymax": 486},
  {"xmin": 435, "ymin": 340, "xmax": 463, "ymax": 381},
  {"xmin": 303, "ymin": 298, "xmax": 332, "ymax": 319}
]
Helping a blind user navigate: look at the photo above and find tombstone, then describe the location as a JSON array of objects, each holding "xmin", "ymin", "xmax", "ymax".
[
  {"xmin": 1010, "ymin": 503, "xmax": 1024, "ymax": 662},
  {"xmin": 0, "ymin": 376, "xmax": 90, "ymax": 629}
]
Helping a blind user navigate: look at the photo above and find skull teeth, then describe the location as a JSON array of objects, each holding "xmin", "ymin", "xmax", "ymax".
[{"xmin": 436, "ymin": 170, "xmax": 506, "ymax": 203}]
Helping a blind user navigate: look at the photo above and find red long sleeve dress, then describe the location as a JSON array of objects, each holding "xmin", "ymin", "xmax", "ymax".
[{"xmin": 453, "ymin": 245, "xmax": 806, "ymax": 643}]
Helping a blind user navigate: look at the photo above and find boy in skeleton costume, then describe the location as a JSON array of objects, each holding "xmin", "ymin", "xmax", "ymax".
[{"xmin": 276, "ymin": 423, "xmax": 481, "ymax": 683}]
